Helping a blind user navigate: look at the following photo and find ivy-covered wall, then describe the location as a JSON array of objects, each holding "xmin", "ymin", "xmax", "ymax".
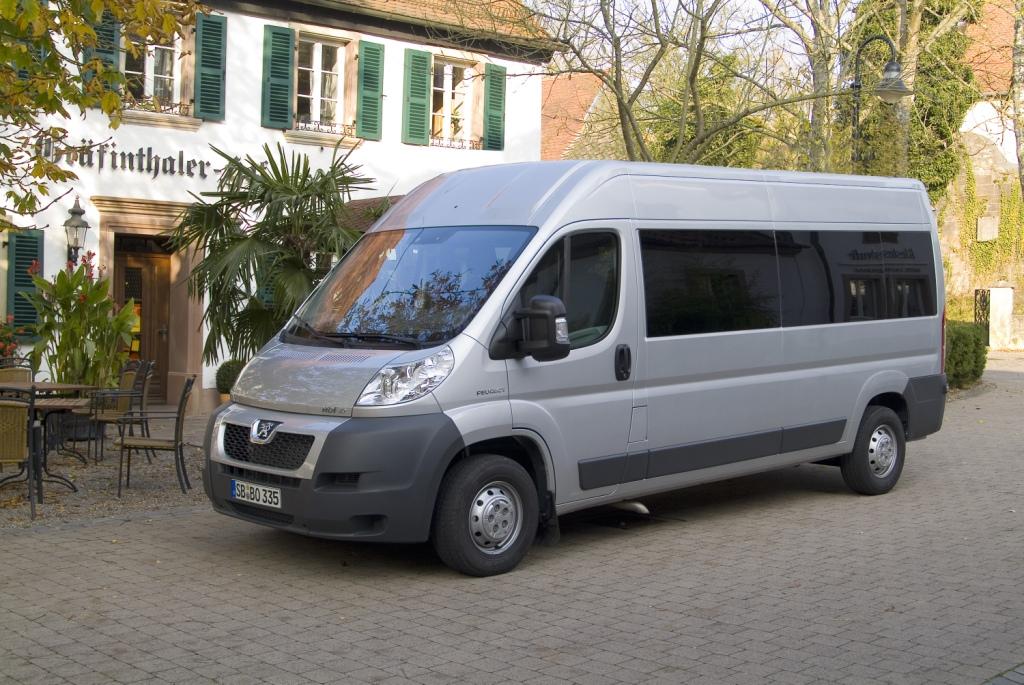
[{"xmin": 939, "ymin": 130, "xmax": 1024, "ymax": 319}]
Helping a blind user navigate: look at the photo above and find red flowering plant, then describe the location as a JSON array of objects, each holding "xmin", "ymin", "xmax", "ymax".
[
  {"xmin": 23, "ymin": 252, "xmax": 137, "ymax": 387},
  {"xmin": 0, "ymin": 313, "xmax": 26, "ymax": 358}
]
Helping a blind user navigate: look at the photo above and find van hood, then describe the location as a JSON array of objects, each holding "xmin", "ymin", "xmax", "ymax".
[{"xmin": 231, "ymin": 341, "xmax": 403, "ymax": 416}]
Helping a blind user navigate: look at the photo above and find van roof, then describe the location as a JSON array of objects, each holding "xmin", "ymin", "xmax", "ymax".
[{"xmin": 371, "ymin": 160, "xmax": 932, "ymax": 231}]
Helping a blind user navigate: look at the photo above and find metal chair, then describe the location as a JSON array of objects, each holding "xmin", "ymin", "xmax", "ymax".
[
  {"xmin": 0, "ymin": 387, "xmax": 38, "ymax": 518},
  {"xmin": 114, "ymin": 375, "xmax": 195, "ymax": 496},
  {"xmin": 77, "ymin": 361, "xmax": 144, "ymax": 462}
]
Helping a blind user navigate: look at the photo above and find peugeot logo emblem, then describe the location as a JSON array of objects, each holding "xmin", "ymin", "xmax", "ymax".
[{"xmin": 250, "ymin": 419, "xmax": 283, "ymax": 445}]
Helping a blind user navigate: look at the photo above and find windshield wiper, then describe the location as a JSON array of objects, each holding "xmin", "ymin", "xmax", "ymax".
[
  {"xmin": 287, "ymin": 316, "xmax": 350, "ymax": 347},
  {"xmin": 328, "ymin": 332, "xmax": 424, "ymax": 349}
]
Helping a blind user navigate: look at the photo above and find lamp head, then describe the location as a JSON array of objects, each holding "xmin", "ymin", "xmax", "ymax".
[
  {"xmin": 63, "ymin": 197, "xmax": 90, "ymax": 252},
  {"xmin": 875, "ymin": 61, "xmax": 912, "ymax": 103}
]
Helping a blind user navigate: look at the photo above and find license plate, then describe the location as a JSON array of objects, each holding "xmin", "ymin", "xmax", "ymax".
[{"xmin": 230, "ymin": 480, "xmax": 281, "ymax": 509}]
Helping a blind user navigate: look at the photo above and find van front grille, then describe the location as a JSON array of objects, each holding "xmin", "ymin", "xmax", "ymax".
[
  {"xmin": 223, "ymin": 423, "xmax": 314, "ymax": 470},
  {"xmin": 221, "ymin": 464, "xmax": 301, "ymax": 488}
]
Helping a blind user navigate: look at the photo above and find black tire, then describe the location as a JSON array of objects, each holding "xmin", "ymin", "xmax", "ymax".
[
  {"xmin": 841, "ymin": 406, "xmax": 906, "ymax": 495},
  {"xmin": 431, "ymin": 454, "xmax": 539, "ymax": 576}
]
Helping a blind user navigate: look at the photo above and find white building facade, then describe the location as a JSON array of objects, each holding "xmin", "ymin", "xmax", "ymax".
[{"xmin": 3, "ymin": 0, "xmax": 551, "ymax": 411}]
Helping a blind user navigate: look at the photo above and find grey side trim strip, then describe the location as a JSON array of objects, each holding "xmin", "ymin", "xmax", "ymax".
[
  {"xmin": 781, "ymin": 419, "xmax": 846, "ymax": 452},
  {"xmin": 578, "ymin": 419, "xmax": 848, "ymax": 490},
  {"xmin": 646, "ymin": 429, "xmax": 782, "ymax": 479},
  {"xmin": 577, "ymin": 454, "xmax": 628, "ymax": 491}
]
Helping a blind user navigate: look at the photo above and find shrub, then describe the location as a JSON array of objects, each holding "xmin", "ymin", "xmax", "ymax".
[
  {"xmin": 946, "ymin": 321, "xmax": 987, "ymax": 388},
  {"xmin": 216, "ymin": 359, "xmax": 247, "ymax": 394}
]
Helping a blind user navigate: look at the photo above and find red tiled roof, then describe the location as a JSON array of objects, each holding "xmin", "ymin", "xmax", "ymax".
[
  {"xmin": 541, "ymin": 73, "xmax": 603, "ymax": 160},
  {"xmin": 342, "ymin": 195, "xmax": 403, "ymax": 232},
  {"xmin": 965, "ymin": 0, "xmax": 1014, "ymax": 95},
  {"xmin": 322, "ymin": 0, "xmax": 551, "ymax": 45}
]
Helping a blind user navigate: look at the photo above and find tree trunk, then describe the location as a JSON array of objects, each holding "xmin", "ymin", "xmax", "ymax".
[
  {"xmin": 1013, "ymin": 1, "xmax": 1024, "ymax": 198},
  {"xmin": 895, "ymin": 0, "xmax": 923, "ymax": 177}
]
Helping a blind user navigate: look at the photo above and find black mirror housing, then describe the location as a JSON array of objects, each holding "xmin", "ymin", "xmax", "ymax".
[{"xmin": 517, "ymin": 295, "xmax": 571, "ymax": 362}]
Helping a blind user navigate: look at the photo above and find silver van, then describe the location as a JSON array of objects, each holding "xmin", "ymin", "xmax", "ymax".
[{"xmin": 203, "ymin": 161, "xmax": 947, "ymax": 576}]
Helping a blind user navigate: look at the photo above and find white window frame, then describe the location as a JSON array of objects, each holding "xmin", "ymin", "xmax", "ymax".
[
  {"xmin": 121, "ymin": 36, "xmax": 182, "ymax": 109},
  {"xmin": 295, "ymin": 35, "xmax": 347, "ymax": 134},
  {"xmin": 431, "ymin": 58, "xmax": 475, "ymax": 145}
]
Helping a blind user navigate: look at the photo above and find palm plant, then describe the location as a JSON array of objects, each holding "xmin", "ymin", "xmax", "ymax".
[{"xmin": 168, "ymin": 143, "xmax": 374, "ymax": 363}]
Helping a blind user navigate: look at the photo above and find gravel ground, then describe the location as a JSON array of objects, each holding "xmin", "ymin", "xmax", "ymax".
[{"xmin": 0, "ymin": 409, "xmax": 211, "ymax": 527}]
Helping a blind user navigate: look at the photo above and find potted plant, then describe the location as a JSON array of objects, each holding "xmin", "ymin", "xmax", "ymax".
[
  {"xmin": 215, "ymin": 359, "xmax": 246, "ymax": 403},
  {"xmin": 25, "ymin": 253, "xmax": 137, "ymax": 387}
]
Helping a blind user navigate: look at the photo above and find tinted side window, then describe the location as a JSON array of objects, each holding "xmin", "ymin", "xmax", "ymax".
[
  {"xmin": 777, "ymin": 231, "xmax": 885, "ymax": 325},
  {"xmin": 639, "ymin": 230, "xmax": 780, "ymax": 337},
  {"xmin": 519, "ymin": 232, "xmax": 619, "ymax": 348},
  {"xmin": 881, "ymin": 231, "xmax": 937, "ymax": 318}
]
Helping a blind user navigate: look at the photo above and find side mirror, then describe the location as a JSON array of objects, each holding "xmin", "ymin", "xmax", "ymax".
[{"xmin": 516, "ymin": 295, "xmax": 571, "ymax": 362}]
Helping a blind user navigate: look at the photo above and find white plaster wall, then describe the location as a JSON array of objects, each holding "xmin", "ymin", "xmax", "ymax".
[
  {"xmin": 960, "ymin": 100, "xmax": 1019, "ymax": 168},
  {"xmin": 6, "ymin": 8, "xmax": 545, "ymax": 389}
]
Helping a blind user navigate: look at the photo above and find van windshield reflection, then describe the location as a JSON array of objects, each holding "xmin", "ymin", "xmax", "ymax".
[{"xmin": 287, "ymin": 226, "xmax": 536, "ymax": 347}]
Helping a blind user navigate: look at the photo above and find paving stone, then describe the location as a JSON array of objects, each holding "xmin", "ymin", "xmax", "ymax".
[{"xmin": 2, "ymin": 355, "xmax": 1024, "ymax": 684}]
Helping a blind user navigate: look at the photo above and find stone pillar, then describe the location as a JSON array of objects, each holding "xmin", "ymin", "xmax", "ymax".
[{"xmin": 987, "ymin": 286, "xmax": 1014, "ymax": 349}]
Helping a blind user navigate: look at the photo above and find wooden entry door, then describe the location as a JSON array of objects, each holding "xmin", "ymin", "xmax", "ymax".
[{"xmin": 114, "ymin": 253, "xmax": 171, "ymax": 402}]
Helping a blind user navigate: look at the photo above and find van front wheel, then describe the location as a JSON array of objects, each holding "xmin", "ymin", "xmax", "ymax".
[
  {"xmin": 432, "ymin": 454, "xmax": 539, "ymax": 576},
  {"xmin": 841, "ymin": 406, "xmax": 906, "ymax": 495}
]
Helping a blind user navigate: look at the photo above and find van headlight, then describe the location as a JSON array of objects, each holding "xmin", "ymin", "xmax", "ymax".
[{"xmin": 356, "ymin": 347, "xmax": 455, "ymax": 406}]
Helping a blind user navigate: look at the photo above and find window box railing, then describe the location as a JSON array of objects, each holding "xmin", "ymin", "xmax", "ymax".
[
  {"xmin": 429, "ymin": 137, "xmax": 483, "ymax": 150},
  {"xmin": 295, "ymin": 120, "xmax": 356, "ymax": 137},
  {"xmin": 123, "ymin": 98, "xmax": 192, "ymax": 117}
]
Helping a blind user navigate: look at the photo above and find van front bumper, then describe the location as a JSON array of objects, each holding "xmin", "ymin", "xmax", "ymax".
[{"xmin": 203, "ymin": 406, "xmax": 464, "ymax": 543}]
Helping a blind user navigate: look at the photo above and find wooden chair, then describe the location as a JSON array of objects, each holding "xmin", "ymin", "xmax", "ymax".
[
  {"xmin": 114, "ymin": 376, "xmax": 195, "ymax": 496},
  {"xmin": 0, "ymin": 387, "xmax": 37, "ymax": 519}
]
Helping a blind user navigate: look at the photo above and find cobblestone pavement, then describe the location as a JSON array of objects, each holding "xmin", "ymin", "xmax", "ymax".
[{"xmin": 1, "ymin": 355, "xmax": 1022, "ymax": 685}]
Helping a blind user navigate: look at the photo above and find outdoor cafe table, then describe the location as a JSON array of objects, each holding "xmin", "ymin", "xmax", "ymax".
[{"xmin": 0, "ymin": 382, "xmax": 95, "ymax": 394}]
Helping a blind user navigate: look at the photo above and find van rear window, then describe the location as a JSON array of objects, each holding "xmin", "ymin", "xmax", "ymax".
[{"xmin": 639, "ymin": 228, "xmax": 938, "ymax": 337}]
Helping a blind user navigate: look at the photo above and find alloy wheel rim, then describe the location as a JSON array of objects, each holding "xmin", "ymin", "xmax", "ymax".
[
  {"xmin": 468, "ymin": 480, "xmax": 522, "ymax": 554},
  {"xmin": 868, "ymin": 425, "xmax": 898, "ymax": 478}
]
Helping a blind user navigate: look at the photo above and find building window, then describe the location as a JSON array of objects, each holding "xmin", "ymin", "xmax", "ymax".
[
  {"xmin": 122, "ymin": 36, "xmax": 183, "ymax": 113},
  {"xmin": 431, "ymin": 60, "xmax": 475, "ymax": 147},
  {"xmin": 296, "ymin": 38, "xmax": 349, "ymax": 136}
]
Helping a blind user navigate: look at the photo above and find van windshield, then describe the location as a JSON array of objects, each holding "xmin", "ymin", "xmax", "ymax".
[{"xmin": 288, "ymin": 226, "xmax": 536, "ymax": 347}]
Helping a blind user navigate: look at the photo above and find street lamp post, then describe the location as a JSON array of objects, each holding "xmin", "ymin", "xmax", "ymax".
[
  {"xmin": 63, "ymin": 197, "xmax": 90, "ymax": 265},
  {"xmin": 851, "ymin": 34, "xmax": 912, "ymax": 172}
]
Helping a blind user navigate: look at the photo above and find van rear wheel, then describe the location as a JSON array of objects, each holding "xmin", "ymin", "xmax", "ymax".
[
  {"xmin": 432, "ymin": 454, "xmax": 539, "ymax": 576},
  {"xmin": 841, "ymin": 406, "xmax": 906, "ymax": 495}
]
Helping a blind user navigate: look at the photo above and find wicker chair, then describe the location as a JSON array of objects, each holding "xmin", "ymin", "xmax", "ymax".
[
  {"xmin": 114, "ymin": 376, "xmax": 195, "ymax": 496},
  {"xmin": 0, "ymin": 387, "xmax": 37, "ymax": 518},
  {"xmin": 0, "ymin": 366, "xmax": 32, "ymax": 383}
]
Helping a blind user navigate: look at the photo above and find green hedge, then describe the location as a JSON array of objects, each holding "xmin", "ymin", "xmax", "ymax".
[
  {"xmin": 946, "ymin": 321, "xmax": 987, "ymax": 388},
  {"xmin": 215, "ymin": 359, "xmax": 247, "ymax": 394}
]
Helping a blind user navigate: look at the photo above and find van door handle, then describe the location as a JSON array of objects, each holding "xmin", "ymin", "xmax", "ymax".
[{"xmin": 614, "ymin": 344, "xmax": 631, "ymax": 381}]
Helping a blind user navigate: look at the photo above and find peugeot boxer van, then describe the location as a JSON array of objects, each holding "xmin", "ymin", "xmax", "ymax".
[{"xmin": 203, "ymin": 161, "xmax": 947, "ymax": 576}]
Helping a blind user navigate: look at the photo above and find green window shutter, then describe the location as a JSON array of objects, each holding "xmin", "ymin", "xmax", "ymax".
[
  {"xmin": 402, "ymin": 49, "xmax": 431, "ymax": 145},
  {"xmin": 82, "ymin": 12, "xmax": 119, "ymax": 87},
  {"xmin": 16, "ymin": 43, "xmax": 46, "ymax": 80},
  {"xmin": 261, "ymin": 25, "xmax": 294, "ymax": 129},
  {"xmin": 6, "ymin": 230, "xmax": 43, "ymax": 331},
  {"xmin": 483, "ymin": 63, "xmax": 507, "ymax": 151},
  {"xmin": 356, "ymin": 41, "xmax": 384, "ymax": 141},
  {"xmin": 85, "ymin": 12, "xmax": 121, "ymax": 73},
  {"xmin": 194, "ymin": 14, "xmax": 227, "ymax": 121}
]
